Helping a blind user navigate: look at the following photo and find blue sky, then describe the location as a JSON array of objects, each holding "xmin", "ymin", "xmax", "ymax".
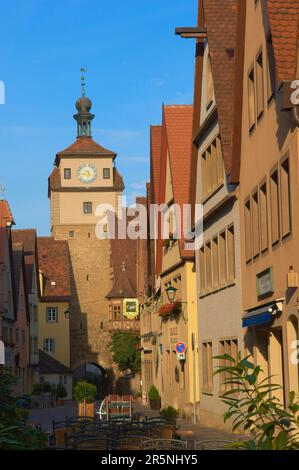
[{"xmin": 0, "ymin": 0, "xmax": 196, "ymax": 235}]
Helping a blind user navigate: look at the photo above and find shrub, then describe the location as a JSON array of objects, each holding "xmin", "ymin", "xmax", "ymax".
[
  {"xmin": 73, "ymin": 381, "xmax": 97, "ymax": 404},
  {"xmin": 214, "ymin": 353, "xmax": 299, "ymax": 450},
  {"xmin": 148, "ymin": 385, "xmax": 160, "ymax": 401},
  {"xmin": 160, "ymin": 406, "xmax": 180, "ymax": 419},
  {"xmin": 110, "ymin": 331, "xmax": 141, "ymax": 373},
  {"xmin": 54, "ymin": 384, "xmax": 67, "ymax": 400},
  {"xmin": 32, "ymin": 382, "xmax": 55, "ymax": 395},
  {"xmin": 0, "ymin": 369, "xmax": 46, "ymax": 449}
]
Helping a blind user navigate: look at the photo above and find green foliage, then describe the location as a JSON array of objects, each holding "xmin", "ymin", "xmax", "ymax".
[
  {"xmin": 160, "ymin": 406, "xmax": 180, "ymax": 419},
  {"xmin": 148, "ymin": 385, "xmax": 160, "ymax": 401},
  {"xmin": 54, "ymin": 384, "xmax": 67, "ymax": 399},
  {"xmin": 15, "ymin": 407, "xmax": 29, "ymax": 422},
  {"xmin": 110, "ymin": 331, "xmax": 141, "ymax": 373},
  {"xmin": 73, "ymin": 380, "xmax": 97, "ymax": 403},
  {"xmin": 0, "ymin": 369, "xmax": 46, "ymax": 449},
  {"xmin": 214, "ymin": 353, "xmax": 299, "ymax": 450},
  {"xmin": 32, "ymin": 381, "xmax": 55, "ymax": 395}
]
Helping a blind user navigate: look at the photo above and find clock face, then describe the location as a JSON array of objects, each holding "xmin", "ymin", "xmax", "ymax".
[{"xmin": 77, "ymin": 163, "xmax": 97, "ymax": 183}]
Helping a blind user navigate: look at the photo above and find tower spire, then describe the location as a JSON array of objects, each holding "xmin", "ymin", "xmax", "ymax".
[
  {"xmin": 0, "ymin": 181, "xmax": 5, "ymax": 199},
  {"xmin": 80, "ymin": 67, "xmax": 86, "ymax": 97},
  {"xmin": 74, "ymin": 68, "xmax": 95, "ymax": 138}
]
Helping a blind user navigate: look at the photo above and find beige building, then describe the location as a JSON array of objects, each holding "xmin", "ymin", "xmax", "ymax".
[
  {"xmin": 239, "ymin": 0, "xmax": 299, "ymax": 403},
  {"xmin": 141, "ymin": 105, "xmax": 200, "ymax": 418},
  {"xmin": 178, "ymin": 0, "xmax": 245, "ymax": 429}
]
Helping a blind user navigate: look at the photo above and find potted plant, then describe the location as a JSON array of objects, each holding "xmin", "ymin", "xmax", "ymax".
[
  {"xmin": 54, "ymin": 384, "xmax": 67, "ymax": 406},
  {"xmin": 160, "ymin": 406, "xmax": 180, "ymax": 425},
  {"xmin": 74, "ymin": 380, "xmax": 97, "ymax": 417},
  {"xmin": 148, "ymin": 385, "xmax": 161, "ymax": 410}
]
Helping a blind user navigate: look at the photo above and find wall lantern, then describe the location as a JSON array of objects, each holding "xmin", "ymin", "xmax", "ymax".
[
  {"xmin": 64, "ymin": 308, "xmax": 71, "ymax": 319},
  {"xmin": 165, "ymin": 285, "xmax": 177, "ymax": 304}
]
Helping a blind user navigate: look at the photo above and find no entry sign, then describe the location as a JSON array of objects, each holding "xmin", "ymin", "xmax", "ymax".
[{"xmin": 175, "ymin": 342, "xmax": 187, "ymax": 354}]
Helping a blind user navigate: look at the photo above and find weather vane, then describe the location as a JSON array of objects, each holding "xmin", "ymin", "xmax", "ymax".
[{"xmin": 80, "ymin": 67, "xmax": 87, "ymax": 96}]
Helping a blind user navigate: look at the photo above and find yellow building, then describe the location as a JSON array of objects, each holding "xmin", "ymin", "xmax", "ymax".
[
  {"xmin": 141, "ymin": 105, "xmax": 200, "ymax": 420},
  {"xmin": 37, "ymin": 237, "xmax": 71, "ymax": 368}
]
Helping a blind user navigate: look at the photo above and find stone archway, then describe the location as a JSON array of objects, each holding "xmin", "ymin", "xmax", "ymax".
[{"xmin": 72, "ymin": 362, "xmax": 114, "ymax": 399}]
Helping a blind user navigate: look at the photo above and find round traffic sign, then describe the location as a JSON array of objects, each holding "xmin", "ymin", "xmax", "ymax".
[{"xmin": 175, "ymin": 342, "xmax": 187, "ymax": 354}]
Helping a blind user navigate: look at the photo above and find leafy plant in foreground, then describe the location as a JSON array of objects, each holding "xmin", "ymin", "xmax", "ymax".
[{"xmin": 214, "ymin": 353, "xmax": 299, "ymax": 450}]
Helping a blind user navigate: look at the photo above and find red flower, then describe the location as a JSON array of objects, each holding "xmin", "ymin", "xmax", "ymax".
[{"xmin": 158, "ymin": 301, "xmax": 181, "ymax": 317}]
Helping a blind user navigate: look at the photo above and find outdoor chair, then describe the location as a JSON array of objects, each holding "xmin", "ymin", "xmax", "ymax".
[
  {"xmin": 148, "ymin": 422, "xmax": 176, "ymax": 440},
  {"xmin": 118, "ymin": 436, "xmax": 150, "ymax": 450},
  {"xmin": 141, "ymin": 438, "xmax": 188, "ymax": 450},
  {"xmin": 73, "ymin": 435, "xmax": 118, "ymax": 450},
  {"xmin": 194, "ymin": 439, "xmax": 235, "ymax": 450}
]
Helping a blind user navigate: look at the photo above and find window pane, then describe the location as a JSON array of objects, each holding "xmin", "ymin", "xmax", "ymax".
[
  {"xmin": 270, "ymin": 169, "xmax": 280, "ymax": 244},
  {"xmin": 252, "ymin": 192, "xmax": 260, "ymax": 257},
  {"xmin": 219, "ymin": 231, "xmax": 227, "ymax": 285},
  {"xmin": 103, "ymin": 168, "xmax": 110, "ymax": 179},
  {"xmin": 227, "ymin": 226, "xmax": 235, "ymax": 282},
  {"xmin": 212, "ymin": 236, "xmax": 219, "ymax": 288},
  {"xmin": 259, "ymin": 182, "xmax": 268, "ymax": 252},
  {"xmin": 245, "ymin": 199, "xmax": 252, "ymax": 262},
  {"xmin": 64, "ymin": 168, "xmax": 71, "ymax": 179},
  {"xmin": 256, "ymin": 52, "xmax": 264, "ymax": 118},
  {"xmin": 248, "ymin": 68, "xmax": 256, "ymax": 130},
  {"xmin": 205, "ymin": 242, "xmax": 212, "ymax": 290},
  {"xmin": 280, "ymin": 157, "xmax": 291, "ymax": 237}
]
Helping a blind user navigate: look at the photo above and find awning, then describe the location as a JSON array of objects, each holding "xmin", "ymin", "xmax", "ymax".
[{"xmin": 242, "ymin": 303, "xmax": 277, "ymax": 328}]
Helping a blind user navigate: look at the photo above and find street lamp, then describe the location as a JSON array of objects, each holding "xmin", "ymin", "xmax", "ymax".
[
  {"xmin": 64, "ymin": 308, "xmax": 71, "ymax": 319},
  {"xmin": 165, "ymin": 285, "xmax": 177, "ymax": 304}
]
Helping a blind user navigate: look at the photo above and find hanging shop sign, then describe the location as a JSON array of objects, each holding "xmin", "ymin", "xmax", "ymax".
[{"xmin": 123, "ymin": 298, "xmax": 139, "ymax": 320}]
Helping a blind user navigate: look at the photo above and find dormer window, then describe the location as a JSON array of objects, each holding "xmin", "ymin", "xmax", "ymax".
[
  {"xmin": 64, "ymin": 168, "xmax": 71, "ymax": 179},
  {"xmin": 103, "ymin": 168, "xmax": 110, "ymax": 179}
]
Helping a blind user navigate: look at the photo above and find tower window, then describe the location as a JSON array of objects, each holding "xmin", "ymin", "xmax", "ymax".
[
  {"xmin": 64, "ymin": 168, "xmax": 71, "ymax": 179},
  {"xmin": 103, "ymin": 168, "xmax": 110, "ymax": 179},
  {"xmin": 83, "ymin": 202, "xmax": 93, "ymax": 214}
]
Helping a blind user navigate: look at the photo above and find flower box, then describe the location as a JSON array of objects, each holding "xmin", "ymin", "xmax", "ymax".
[{"xmin": 158, "ymin": 301, "xmax": 181, "ymax": 317}]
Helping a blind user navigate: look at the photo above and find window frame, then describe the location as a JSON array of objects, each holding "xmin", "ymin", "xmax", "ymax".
[
  {"xmin": 64, "ymin": 168, "xmax": 71, "ymax": 180},
  {"xmin": 83, "ymin": 201, "xmax": 93, "ymax": 214},
  {"xmin": 46, "ymin": 307, "xmax": 58, "ymax": 323}
]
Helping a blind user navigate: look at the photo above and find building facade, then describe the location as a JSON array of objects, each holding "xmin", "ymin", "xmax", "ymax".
[
  {"xmin": 239, "ymin": 0, "xmax": 299, "ymax": 403},
  {"xmin": 12, "ymin": 229, "xmax": 40, "ymax": 392},
  {"xmin": 141, "ymin": 105, "xmax": 200, "ymax": 418},
  {"xmin": 37, "ymin": 237, "xmax": 71, "ymax": 368},
  {"xmin": 180, "ymin": 0, "xmax": 245, "ymax": 429}
]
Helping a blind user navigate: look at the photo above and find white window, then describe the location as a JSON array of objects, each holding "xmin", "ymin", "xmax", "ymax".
[
  {"xmin": 46, "ymin": 307, "xmax": 58, "ymax": 323},
  {"xmin": 43, "ymin": 338, "xmax": 55, "ymax": 353}
]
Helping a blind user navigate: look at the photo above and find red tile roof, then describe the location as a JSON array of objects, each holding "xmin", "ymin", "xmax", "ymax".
[
  {"xmin": 12, "ymin": 229, "xmax": 39, "ymax": 295},
  {"xmin": 156, "ymin": 105, "xmax": 194, "ymax": 273},
  {"xmin": 55, "ymin": 136, "xmax": 116, "ymax": 165},
  {"xmin": 202, "ymin": 0, "xmax": 246, "ymax": 181},
  {"xmin": 37, "ymin": 237, "xmax": 71, "ymax": 301},
  {"xmin": 267, "ymin": 0, "xmax": 299, "ymax": 81},
  {"xmin": 150, "ymin": 126, "xmax": 162, "ymax": 204},
  {"xmin": 0, "ymin": 200, "xmax": 15, "ymax": 227}
]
